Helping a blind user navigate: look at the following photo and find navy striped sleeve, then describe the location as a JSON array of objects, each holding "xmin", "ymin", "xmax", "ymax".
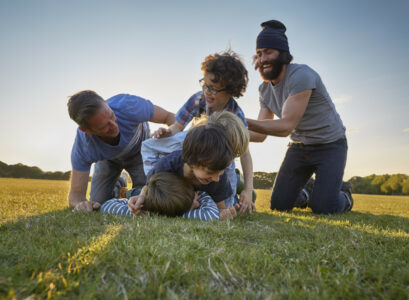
[
  {"xmin": 100, "ymin": 199, "xmax": 132, "ymax": 216},
  {"xmin": 183, "ymin": 192, "xmax": 219, "ymax": 221}
]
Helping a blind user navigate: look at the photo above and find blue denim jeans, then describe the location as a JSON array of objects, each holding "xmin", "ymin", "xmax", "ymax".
[
  {"xmin": 271, "ymin": 137, "xmax": 349, "ymax": 214},
  {"xmin": 90, "ymin": 152, "xmax": 146, "ymax": 204}
]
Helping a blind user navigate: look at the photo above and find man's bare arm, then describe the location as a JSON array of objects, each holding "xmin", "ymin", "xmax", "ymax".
[
  {"xmin": 247, "ymin": 90, "xmax": 311, "ymax": 137},
  {"xmin": 248, "ymin": 107, "xmax": 275, "ymax": 142},
  {"xmin": 68, "ymin": 169, "xmax": 89, "ymax": 207},
  {"xmin": 151, "ymin": 105, "xmax": 176, "ymax": 126},
  {"xmin": 68, "ymin": 169, "xmax": 100, "ymax": 211}
]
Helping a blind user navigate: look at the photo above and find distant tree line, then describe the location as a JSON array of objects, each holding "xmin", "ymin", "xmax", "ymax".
[
  {"xmin": 253, "ymin": 171, "xmax": 409, "ymax": 195},
  {"xmin": 0, "ymin": 161, "xmax": 70, "ymax": 180},
  {"xmin": 2, "ymin": 161, "xmax": 408, "ymax": 195},
  {"xmin": 349, "ymin": 174, "xmax": 409, "ymax": 195},
  {"xmin": 253, "ymin": 172, "xmax": 277, "ymax": 189}
]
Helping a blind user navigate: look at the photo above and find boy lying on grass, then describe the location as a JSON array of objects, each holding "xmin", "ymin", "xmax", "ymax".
[
  {"xmin": 100, "ymin": 172, "xmax": 237, "ymax": 220},
  {"xmin": 101, "ymin": 122, "xmax": 238, "ymax": 220}
]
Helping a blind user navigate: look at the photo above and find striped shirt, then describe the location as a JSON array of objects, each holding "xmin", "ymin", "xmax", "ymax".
[{"xmin": 100, "ymin": 191, "xmax": 219, "ymax": 221}]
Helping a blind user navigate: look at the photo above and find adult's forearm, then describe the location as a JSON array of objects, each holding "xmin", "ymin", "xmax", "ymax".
[
  {"xmin": 165, "ymin": 113, "xmax": 176, "ymax": 126},
  {"xmin": 249, "ymin": 130, "xmax": 267, "ymax": 143},
  {"xmin": 247, "ymin": 118, "xmax": 291, "ymax": 137}
]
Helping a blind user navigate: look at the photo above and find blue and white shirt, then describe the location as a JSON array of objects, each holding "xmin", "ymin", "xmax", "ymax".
[{"xmin": 100, "ymin": 191, "xmax": 219, "ymax": 221}]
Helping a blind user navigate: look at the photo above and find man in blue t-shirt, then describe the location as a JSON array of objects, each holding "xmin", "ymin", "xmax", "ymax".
[
  {"xmin": 246, "ymin": 20, "xmax": 353, "ymax": 214},
  {"xmin": 67, "ymin": 90, "xmax": 175, "ymax": 211}
]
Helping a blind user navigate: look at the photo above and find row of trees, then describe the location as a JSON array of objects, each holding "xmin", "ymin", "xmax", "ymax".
[
  {"xmin": 0, "ymin": 161, "xmax": 70, "ymax": 180},
  {"xmin": 2, "ymin": 161, "xmax": 409, "ymax": 195},
  {"xmin": 253, "ymin": 171, "xmax": 409, "ymax": 195},
  {"xmin": 349, "ymin": 174, "xmax": 409, "ymax": 195},
  {"xmin": 253, "ymin": 172, "xmax": 277, "ymax": 189}
]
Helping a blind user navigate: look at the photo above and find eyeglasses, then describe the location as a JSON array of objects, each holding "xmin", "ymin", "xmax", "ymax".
[{"xmin": 199, "ymin": 78, "xmax": 227, "ymax": 95}]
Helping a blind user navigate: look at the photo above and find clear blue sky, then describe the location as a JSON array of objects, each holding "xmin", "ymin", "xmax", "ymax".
[{"xmin": 1, "ymin": 0, "xmax": 408, "ymax": 179}]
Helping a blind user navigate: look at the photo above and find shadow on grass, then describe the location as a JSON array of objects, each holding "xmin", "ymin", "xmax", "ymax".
[{"xmin": 0, "ymin": 208, "xmax": 123, "ymax": 298}]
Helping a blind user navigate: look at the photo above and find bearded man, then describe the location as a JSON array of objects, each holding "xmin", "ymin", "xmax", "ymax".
[{"xmin": 247, "ymin": 20, "xmax": 353, "ymax": 214}]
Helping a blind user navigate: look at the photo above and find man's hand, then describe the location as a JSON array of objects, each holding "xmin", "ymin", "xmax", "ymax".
[
  {"xmin": 152, "ymin": 127, "xmax": 172, "ymax": 139},
  {"xmin": 73, "ymin": 201, "xmax": 100, "ymax": 212},
  {"xmin": 238, "ymin": 189, "xmax": 257, "ymax": 215},
  {"xmin": 128, "ymin": 195, "xmax": 145, "ymax": 215}
]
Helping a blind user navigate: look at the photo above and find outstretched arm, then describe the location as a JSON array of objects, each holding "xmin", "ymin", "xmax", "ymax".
[
  {"xmin": 69, "ymin": 169, "xmax": 100, "ymax": 211},
  {"xmin": 150, "ymin": 105, "xmax": 176, "ymax": 126},
  {"xmin": 248, "ymin": 107, "xmax": 274, "ymax": 142},
  {"xmin": 247, "ymin": 89, "xmax": 311, "ymax": 137}
]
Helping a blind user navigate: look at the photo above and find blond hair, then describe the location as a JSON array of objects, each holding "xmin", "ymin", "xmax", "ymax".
[
  {"xmin": 143, "ymin": 172, "xmax": 195, "ymax": 217},
  {"xmin": 206, "ymin": 111, "xmax": 249, "ymax": 157}
]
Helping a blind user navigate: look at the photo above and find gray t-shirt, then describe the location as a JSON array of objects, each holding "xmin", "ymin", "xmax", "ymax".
[{"xmin": 259, "ymin": 63, "xmax": 345, "ymax": 144}]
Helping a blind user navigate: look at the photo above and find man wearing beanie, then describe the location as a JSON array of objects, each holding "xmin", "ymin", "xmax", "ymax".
[{"xmin": 247, "ymin": 20, "xmax": 353, "ymax": 214}]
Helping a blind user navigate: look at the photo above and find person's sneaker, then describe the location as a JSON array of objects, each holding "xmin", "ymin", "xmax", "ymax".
[
  {"xmin": 304, "ymin": 178, "xmax": 314, "ymax": 196},
  {"xmin": 293, "ymin": 189, "xmax": 309, "ymax": 208},
  {"xmin": 294, "ymin": 178, "xmax": 314, "ymax": 208},
  {"xmin": 341, "ymin": 181, "xmax": 354, "ymax": 211}
]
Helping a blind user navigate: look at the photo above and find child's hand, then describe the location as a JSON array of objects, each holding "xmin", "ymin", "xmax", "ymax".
[
  {"xmin": 238, "ymin": 189, "xmax": 257, "ymax": 215},
  {"xmin": 128, "ymin": 195, "xmax": 144, "ymax": 215},
  {"xmin": 152, "ymin": 127, "xmax": 172, "ymax": 139}
]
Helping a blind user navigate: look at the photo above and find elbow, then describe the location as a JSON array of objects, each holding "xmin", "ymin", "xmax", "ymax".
[
  {"xmin": 167, "ymin": 113, "xmax": 176, "ymax": 126},
  {"xmin": 278, "ymin": 131, "xmax": 292, "ymax": 137},
  {"xmin": 257, "ymin": 134, "xmax": 267, "ymax": 142}
]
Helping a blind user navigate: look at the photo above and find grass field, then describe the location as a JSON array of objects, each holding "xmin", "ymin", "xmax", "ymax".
[{"xmin": 1, "ymin": 178, "xmax": 408, "ymax": 299}]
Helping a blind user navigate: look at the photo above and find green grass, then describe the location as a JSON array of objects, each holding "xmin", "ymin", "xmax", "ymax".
[{"xmin": 1, "ymin": 178, "xmax": 408, "ymax": 299}]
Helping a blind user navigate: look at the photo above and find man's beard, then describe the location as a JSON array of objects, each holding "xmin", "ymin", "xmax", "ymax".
[{"xmin": 259, "ymin": 57, "xmax": 285, "ymax": 81}]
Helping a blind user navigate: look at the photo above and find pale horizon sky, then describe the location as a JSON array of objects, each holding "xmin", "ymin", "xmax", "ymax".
[{"xmin": 1, "ymin": 0, "xmax": 408, "ymax": 180}]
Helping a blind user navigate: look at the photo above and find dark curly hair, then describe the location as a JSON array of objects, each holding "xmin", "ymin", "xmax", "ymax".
[{"xmin": 201, "ymin": 51, "xmax": 248, "ymax": 98}]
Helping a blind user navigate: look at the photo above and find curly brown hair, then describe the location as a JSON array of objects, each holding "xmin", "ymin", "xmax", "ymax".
[{"xmin": 201, "ymin": 51, "xmax": 248, "ymax": 98}]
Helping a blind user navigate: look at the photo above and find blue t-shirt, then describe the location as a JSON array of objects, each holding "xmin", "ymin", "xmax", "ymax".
[
  {"xmin": 147, "ymin": 150, "xmax": 232, "ymax": 203},
  {"xmin": 71, "ymin": 94, "xmax": 154, "ymax": 172}
]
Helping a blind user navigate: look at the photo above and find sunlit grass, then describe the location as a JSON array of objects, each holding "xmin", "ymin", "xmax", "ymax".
[{"xmin": 1, "ymin": 178, "xmax": 408, "ymax": 299}]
